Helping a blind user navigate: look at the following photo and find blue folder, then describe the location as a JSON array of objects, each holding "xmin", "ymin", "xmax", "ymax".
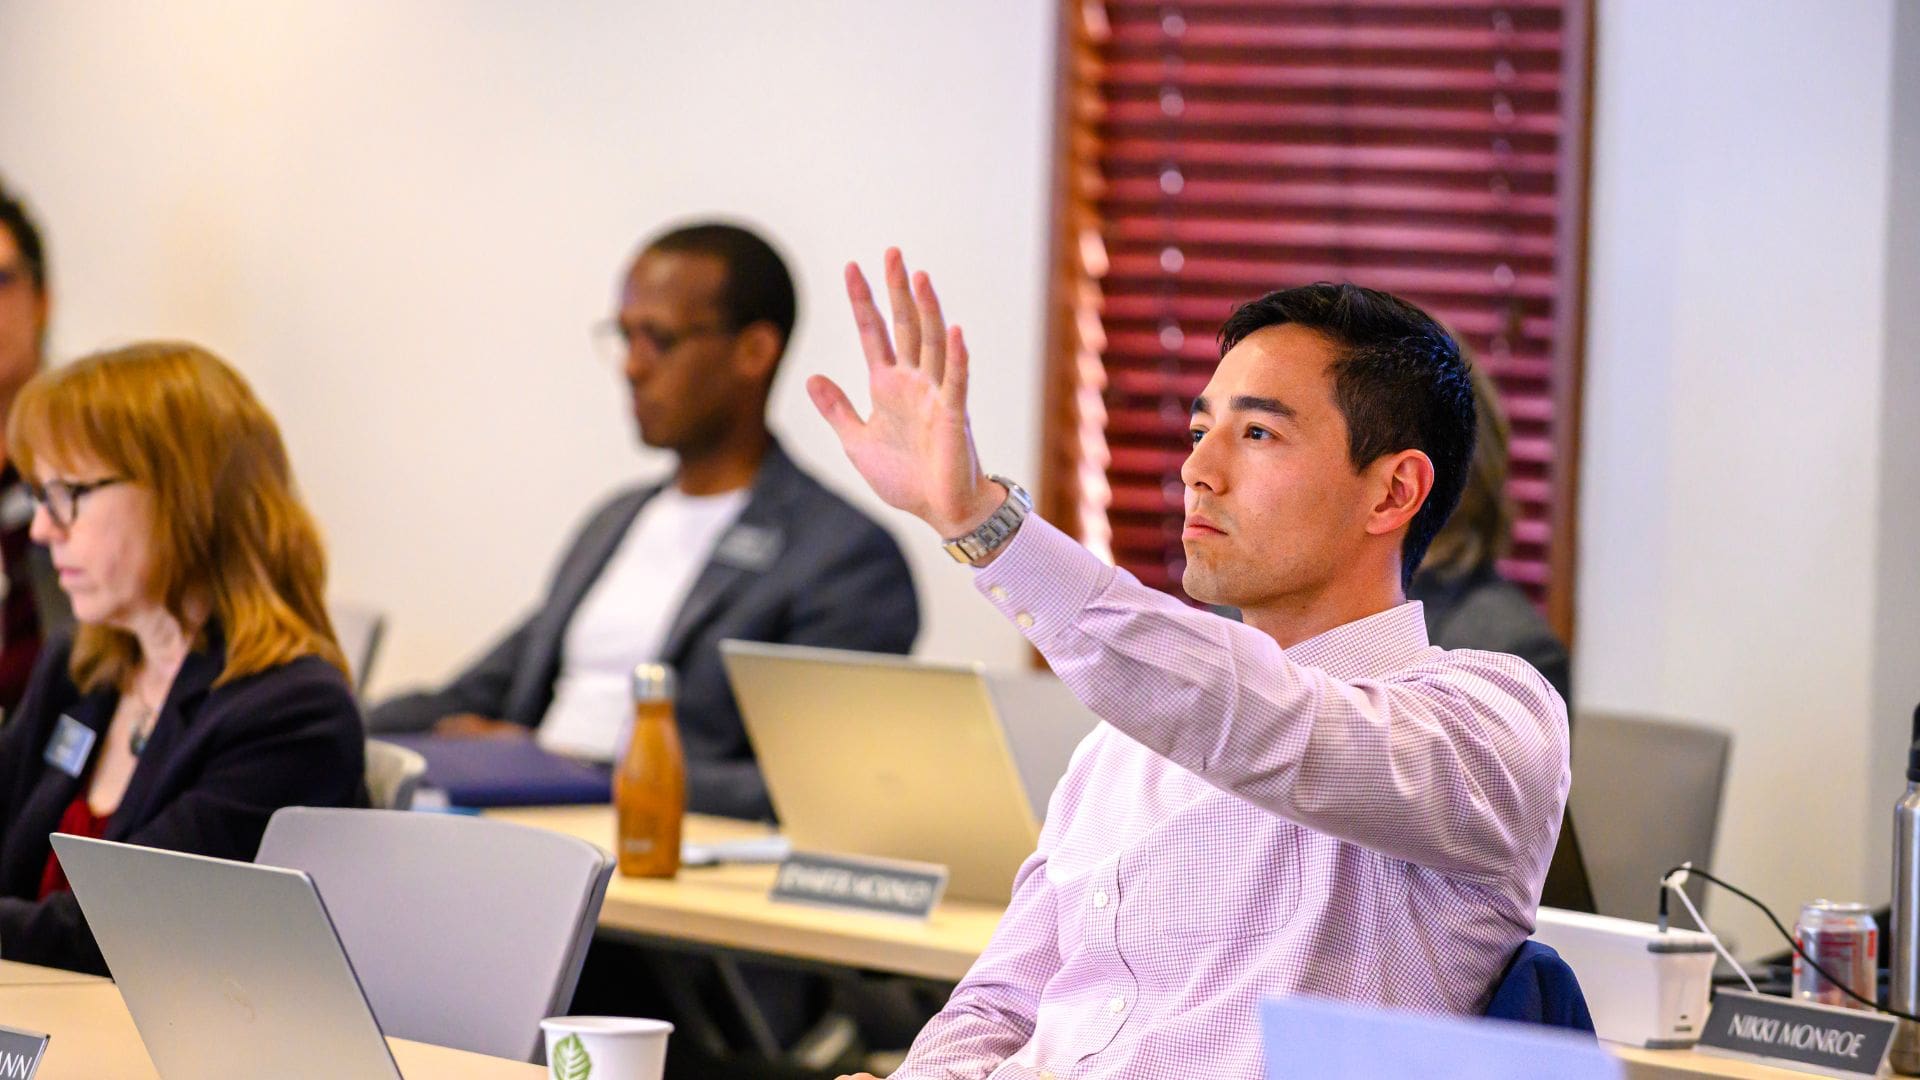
[{"xmin": 376, "ymin": 734, "xmax": 612, "ymax": 808}]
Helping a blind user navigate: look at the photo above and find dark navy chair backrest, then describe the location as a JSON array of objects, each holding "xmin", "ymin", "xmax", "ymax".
[{"xmin": 1484, "ymin": 940, "xmax": 1597, "ymax": 1035}]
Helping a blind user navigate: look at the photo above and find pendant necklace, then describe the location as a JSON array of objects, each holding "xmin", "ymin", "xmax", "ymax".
[{"xmin": 127, "ymin": 694, "xmax": 159, "ymax": 757}]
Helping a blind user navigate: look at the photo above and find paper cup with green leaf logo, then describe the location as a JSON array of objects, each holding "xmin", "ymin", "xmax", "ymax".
[{"xmin": 541, "ymin": 1016, "xmax": 672, "ymax": 1080}]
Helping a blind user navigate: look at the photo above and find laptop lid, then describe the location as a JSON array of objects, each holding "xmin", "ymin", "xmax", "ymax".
[
  {"xmin": 720, "ymin": 640, "xmax": 1048, "ymax": 903},
  {"xmin": 50, "ymin": 834, "xmax": 402, "ymax": 1080},
  {"xmin": 979, "ymin": 670, "xmax": 1101, "ymax": 819},
  {"xmin": 1261, "ymin": 995, "xmax": 1621, "ymax": 1079}
]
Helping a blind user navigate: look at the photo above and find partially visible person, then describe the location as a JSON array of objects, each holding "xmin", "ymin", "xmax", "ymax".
[
  {"xmin": 0, "ymin": 343, "xmax": 366, "ymax": 974},
  {"xmin": 0, "ymin": 181, "xmax": 72, "ymax": 712},
  {"xmin": 1408, "ymin": 361, "xmax": 1571, "ymax": 702},
  {"xmin": 369, "ymin": 222, "xmax": 918, "ymax": 821}
]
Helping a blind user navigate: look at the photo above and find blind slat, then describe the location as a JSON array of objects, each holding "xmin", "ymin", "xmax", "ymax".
[
  {"xmin": 1101, "ymin": 178, "xmax": 1560, "ymax": 217},
  {"xmin": 1101, "ymin": 100, "xmax": 1562, "ymax": 136},
  {"xmin": 1103, "ymin": 60, "xmax": 1563, "ymax": 93},
  {"xmin": 1105, "ymin": 219, "xmax": 1560, "ymax": 257}
]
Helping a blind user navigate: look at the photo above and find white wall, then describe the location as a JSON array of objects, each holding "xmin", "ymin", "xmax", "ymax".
[
  {"xmin": 0, "ymin": 1, "xmax": 1057, "ymax": 694},
  {"xmin": 1579, "ymin": 0, "xmax": 1910, "ymax": 953},
  {"xmin": 1870, "ymin": 0, "xmax": 1920, "ymax": 910},
  {"xmin": 7, "ymin": 0, "xmax": 1918, "ymax": 963}
]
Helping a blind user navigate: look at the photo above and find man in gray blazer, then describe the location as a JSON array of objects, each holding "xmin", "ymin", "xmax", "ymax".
[{"xmin": 369, "ymin": 223, "xmax": 918, "ymax": 820}]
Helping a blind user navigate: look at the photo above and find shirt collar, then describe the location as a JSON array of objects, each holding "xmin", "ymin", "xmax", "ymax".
[{"xmin": 1281, "ymin": 600, "xmax": 1433, "ymax": 682}]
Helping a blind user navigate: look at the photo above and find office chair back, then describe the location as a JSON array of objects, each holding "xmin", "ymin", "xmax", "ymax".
[
  {"xmin": 255, "ymin": 807, "xmax": 613, "ymax": 1062},
  {"xmin": 364, "ymin": 739, "xmax": 428, "ymax": 811},
  {"xmin": 329, "ymin": 603, "xmax": 387, "ymax": 696},
  {"xmin": 1569, "ymin": 712, "xmax": 1731, "ymax": 921},
  {"xmin": 1484, "ymin": 940, "xmax": 1595, "ymax": 1032}
]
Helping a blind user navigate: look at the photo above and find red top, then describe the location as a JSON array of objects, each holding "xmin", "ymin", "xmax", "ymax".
[{"xmin": 37, "ymin": 794, "xmax": 110, "ymax": 900}]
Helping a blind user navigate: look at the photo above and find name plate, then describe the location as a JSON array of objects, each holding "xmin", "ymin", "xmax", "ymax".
[
  {"xmin": 0, "ymin": 1024, "xmax": 49, "ymax": 1078},
  {"xmin": 769, "ymin": 851, "xmax": 948, "ymax": 920},
  {"xmin": 1696, "ymin": 989, "xmax": 1896, "ymax": 1079}
]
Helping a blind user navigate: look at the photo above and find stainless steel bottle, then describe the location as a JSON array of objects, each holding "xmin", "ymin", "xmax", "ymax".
[{"xmin": 1892, "ymin": 704, "xmax": 1920, "ymax": 1074}]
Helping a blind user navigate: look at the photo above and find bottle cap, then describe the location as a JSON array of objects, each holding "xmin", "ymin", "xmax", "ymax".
[{"xmin": 632, "ymin": 663, "xmax": 676, "ymax": 702}]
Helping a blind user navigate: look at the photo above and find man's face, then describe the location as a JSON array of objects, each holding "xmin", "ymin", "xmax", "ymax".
[
  {"xmin": 0, "ymin": 226, "xmax": 47, "ymax": 397},
  {"xmin": 613, "ymin": 249, "xmax": 752, "ymax": 454},
  {"xmin": 1180, "ymin": 323, "xmax": 1378, "ymax": 611}
]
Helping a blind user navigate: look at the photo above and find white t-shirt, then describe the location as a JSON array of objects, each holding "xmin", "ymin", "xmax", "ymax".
[{"xmin": 535, "ymin": 485, "xmax": 750, "ymax": 761}]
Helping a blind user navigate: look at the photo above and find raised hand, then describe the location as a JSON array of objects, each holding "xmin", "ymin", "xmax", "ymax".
[{"xmin": 807, "ymin": 249, "xmax": 1003, "ymax": 539}]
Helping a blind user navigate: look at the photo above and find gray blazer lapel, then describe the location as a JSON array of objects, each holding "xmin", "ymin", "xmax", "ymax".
[{"xmin": 656, "ymin": 445, "xmax": 799, "ymax": 666}]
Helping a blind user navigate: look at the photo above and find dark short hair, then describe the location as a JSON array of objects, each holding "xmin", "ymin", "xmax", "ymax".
[
  {"xmin": 1217, "ymin": 282, "xmax": 1476, "ymax": 587},
  {"xmin": 644, "ymin": 222, "xmax": 796, "ymax": 352},
  {"xmin": 0, "ymin": 180, "xmax": 48, "ymax": 292}
]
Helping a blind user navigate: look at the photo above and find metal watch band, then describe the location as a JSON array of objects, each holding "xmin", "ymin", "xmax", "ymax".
[{"xmin": 942, "ymin": 476, "xmax": 1033, "ymax": 565}]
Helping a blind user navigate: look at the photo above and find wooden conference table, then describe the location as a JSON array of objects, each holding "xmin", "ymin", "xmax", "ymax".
[
  {"xmin": 487, "ymin": 806, "xmax": 1834, "ymax": 1080},
  {"xmin": 489, "ymin": 805, "xmax": 1001, "ymax": 982},
  {"xmin": 0, "ymin": 961, "xmax": 544, "ymax": 1079}
]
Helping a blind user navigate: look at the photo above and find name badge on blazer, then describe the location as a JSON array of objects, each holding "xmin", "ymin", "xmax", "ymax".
[
  {"xmin": 713, "ymin": 523, "xmax": 783, "ymax": 573},
  {"xmin": 43, "ymin": 714, "xmax": 97, "ymax": 779}
]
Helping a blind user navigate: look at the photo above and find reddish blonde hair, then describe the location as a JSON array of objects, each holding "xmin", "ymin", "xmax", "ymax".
[{"xmin": 7, "ymin": 342, "xmax": 345, "ymax": 690}]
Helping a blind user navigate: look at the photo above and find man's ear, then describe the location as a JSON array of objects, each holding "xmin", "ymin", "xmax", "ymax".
[
  {"xmin": 732, "ymin": 322, "xmax": 783, "ymax": 383},
  {"xmin": 1364, "ymin": 449, "xmax": 1435, "ymax": 538}
]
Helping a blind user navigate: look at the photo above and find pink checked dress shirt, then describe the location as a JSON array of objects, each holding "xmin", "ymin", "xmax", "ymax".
[{"xmin": 890, "ymin": 517, "xmax": 1570, "ymax": 1080}]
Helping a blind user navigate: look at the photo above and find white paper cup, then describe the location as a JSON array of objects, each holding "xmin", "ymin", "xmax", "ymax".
[{"xmin": 540, "ymin": 1016, "xmax": 673, "ymax": 1080}]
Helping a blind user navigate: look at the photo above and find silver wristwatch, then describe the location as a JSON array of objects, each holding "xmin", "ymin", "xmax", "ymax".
[{"xmin": 942, "ymin": 476, "xmax": 1032, "ymax": 565}]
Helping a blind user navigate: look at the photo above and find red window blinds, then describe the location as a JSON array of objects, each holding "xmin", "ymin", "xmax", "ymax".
[{"xmin": 1040, "ymin": 0, "xmax": 1591, "ymax": 639}]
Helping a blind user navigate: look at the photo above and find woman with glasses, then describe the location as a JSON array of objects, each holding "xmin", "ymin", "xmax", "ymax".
[{"xmin": 0, "ymin": 342, "xmax": 364, "ymax": 973}]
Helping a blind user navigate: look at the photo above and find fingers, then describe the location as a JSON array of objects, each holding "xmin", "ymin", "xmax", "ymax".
[
  {"xmin": 884, "ymin": 248, "xmax": 921, "ymax": 369},
  {"xmin": 943, "ymin": 324, "xmax": 969, "ymax": 409},
  {"xmin": 914, "ymin": 271, "xmax": 946, "ymax": 384},
  {"xmin": 806, "ymin": 374, "xmax": 865, "ymax": 444},
  {"xmin": 844, "ymin": 263, "xmax": 895, "ymax": 368},
  {"xmin": 852, "ymin": 249, "xmax": 954, "ymax": 386}
]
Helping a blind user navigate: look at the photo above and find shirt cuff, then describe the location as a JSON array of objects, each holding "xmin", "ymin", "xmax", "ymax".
[{"xmin": 972, "ymin": 515, "xmax": 1113, "ymax": 646}]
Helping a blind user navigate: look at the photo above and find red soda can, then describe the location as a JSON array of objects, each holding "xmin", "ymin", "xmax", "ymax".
[{"xmin": 1793, "ymin": 900, "xmax": 1880, "ymax": 1010}]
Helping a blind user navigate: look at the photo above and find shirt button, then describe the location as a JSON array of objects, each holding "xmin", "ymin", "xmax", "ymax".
[
  {"xmin": 1109, "ymin": 996, "xmax": 1127, "ymax": 1015},
  {"xmin": 1015, "ymin": 612, "xmax": 1035, "ymax": 628},
  {"xmin": 1039, "ymin": 1072, "xmax": 1055, "ymax": 1080},
  {"xmin": 989, "ymin": 585, "xmax": 1008, "ymax": 601},
  {"xmin": 1092, "ymin": 890, "xmax": 1109, "ymax": 909}
]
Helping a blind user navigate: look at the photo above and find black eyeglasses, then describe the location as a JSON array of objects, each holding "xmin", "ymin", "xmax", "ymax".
[
  {"xmin": 27, "ymin": 477, "xmax": 127, "ymax": 529},
  {"xmin": 591, "ymin": 318, "xmax": 734, "ymax": 365}
]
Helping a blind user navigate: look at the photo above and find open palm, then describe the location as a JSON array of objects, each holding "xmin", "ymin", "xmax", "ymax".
[{"xmin": 807, "ymin": 249, "xmax": 999, "ymax": 538}]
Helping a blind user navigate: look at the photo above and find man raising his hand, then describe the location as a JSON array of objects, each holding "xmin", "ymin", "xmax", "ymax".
[{"xmin": 813, "ymin": 250, "xmax": 1568, "ymax": 1080}]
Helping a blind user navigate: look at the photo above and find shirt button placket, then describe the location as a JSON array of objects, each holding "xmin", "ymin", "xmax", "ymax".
[{"xmin": 1092, "ymin": 866, "xmax": 1135, "ymax": 1049}]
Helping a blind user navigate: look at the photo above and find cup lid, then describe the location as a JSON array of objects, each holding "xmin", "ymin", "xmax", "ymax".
[{"xmin": 541, "ymin": 1015, "xmax": 675, "ymax": 1036}]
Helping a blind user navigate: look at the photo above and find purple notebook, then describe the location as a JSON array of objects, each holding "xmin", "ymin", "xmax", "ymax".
[{"xmin": 375, "ymin": 734, "xmax": 612, "ymax": 807}]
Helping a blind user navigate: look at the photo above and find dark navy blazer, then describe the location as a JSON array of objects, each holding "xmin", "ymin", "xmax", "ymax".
[{"xmin": 0, "ymin": 626, "xmax": 366, "ymax": 973}]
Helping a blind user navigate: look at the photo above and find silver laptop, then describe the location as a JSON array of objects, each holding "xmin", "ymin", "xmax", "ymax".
[
  {"xmin": 50, "ymin": 834, "xmax": 403, "ymax": 1080},
  {"xmin": 720, "ymin": 640, "xmax": 1100, "ymax": 903}
]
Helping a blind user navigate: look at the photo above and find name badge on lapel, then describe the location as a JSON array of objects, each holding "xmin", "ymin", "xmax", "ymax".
[
  {"xmin": 43, "ymin": 714, "xmax": 97, "ymax": 779},
  {"xmin": 713, "ymin": 523, "xmax": 783, "ymax": 573}
]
